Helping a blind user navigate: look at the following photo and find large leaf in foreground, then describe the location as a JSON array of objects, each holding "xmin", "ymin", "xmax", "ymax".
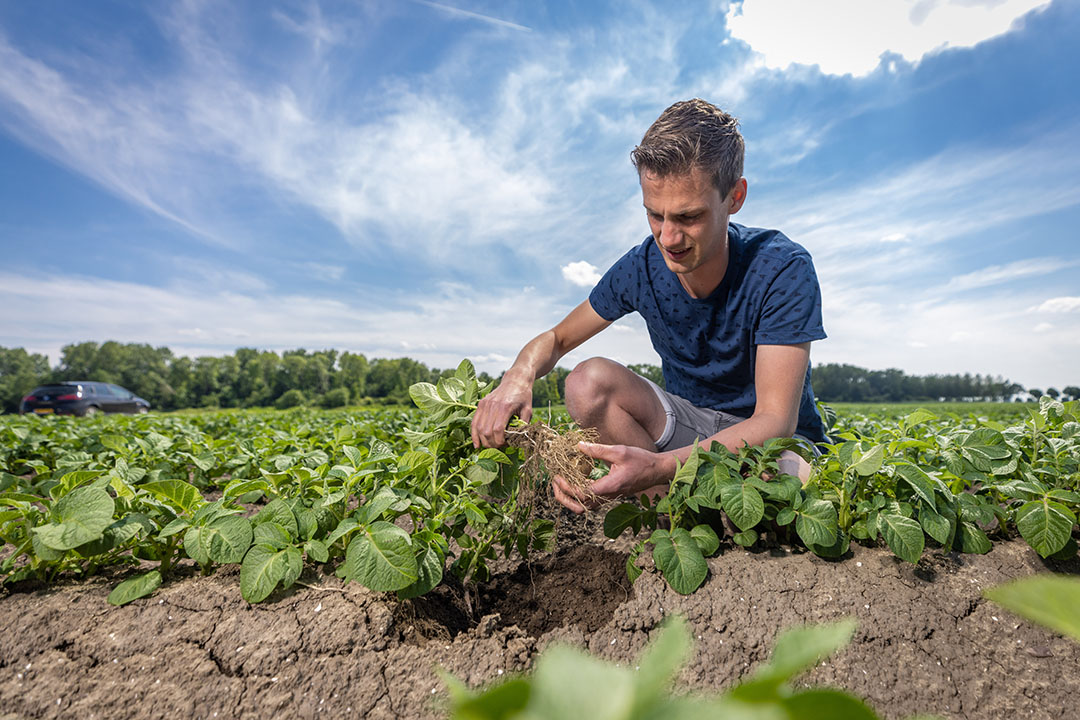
[
  {"xmin": 1016, "ymin": 500, "xmax": 1075, "ymax": 558},
  {"xmin": 985, "ymin": 574, "xmax": 1080, "ymax": 643},
  {"xmin": 34, "ymin": 486, "xmax": 115, "ymax": 551},
  {"xmin": 108, "ymin": 570, "xmax": 162, "ymax": 606},
  {"xmin": 878, "ymin": 513, "xmax": 925, "ymax": 564},
  {"xmin": 240, "ymin": 543, "xmax": 301, "ymax": 603},
  {"xmin": 795, "ymin": 499, "xmax": 838, "ymax": 548},
  {"xmin": 344, "ymin": 521, "xmax": 417, "ymax": 591},
  {"xmin": 650, "ymin": 528, "xmax": 707, "ymax": 595}
]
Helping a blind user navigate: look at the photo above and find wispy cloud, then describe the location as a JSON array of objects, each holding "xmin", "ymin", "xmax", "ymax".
[
  {"xmin": 943, "ymin": 258, "xmax": 1077, "ymax": 293},
  {"xmin": 413, "ymin": 1, "xmax": 531, "ymax": 32},
  {"xmin": 1032, "ymin": 296, "xmax": 1080, "ymax": 313}
]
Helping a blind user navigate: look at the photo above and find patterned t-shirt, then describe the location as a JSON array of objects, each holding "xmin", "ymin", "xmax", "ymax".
[{"xmin": 588, "ymin": 222, "xmax": 828, "ymax": 444}]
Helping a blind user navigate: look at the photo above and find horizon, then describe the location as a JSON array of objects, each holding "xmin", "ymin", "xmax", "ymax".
[{"xmin": 2, "ymin": 1, "xmax": 1078, "ymax": 390}]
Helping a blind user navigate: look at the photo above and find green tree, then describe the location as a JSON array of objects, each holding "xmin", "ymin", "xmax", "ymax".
[{"xmin": 0, "ymin": 347, "xmax": 50, "ymax": 413}]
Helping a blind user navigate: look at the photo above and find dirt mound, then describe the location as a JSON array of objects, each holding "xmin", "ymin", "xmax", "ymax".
[{"xmin": 2, "ymin": 528, "xmax": 1078, "ymax": 720}]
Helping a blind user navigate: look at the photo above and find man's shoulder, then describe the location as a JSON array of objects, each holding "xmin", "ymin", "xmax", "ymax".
[{"xmin": 731, "ymin": 222, "xmax": 812, "ymax": 262}]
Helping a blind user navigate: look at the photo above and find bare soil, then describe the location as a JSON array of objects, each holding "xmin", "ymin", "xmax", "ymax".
[{"xmin": 2, "ymin": 515, "xmax": 1079, "ymax": 720}]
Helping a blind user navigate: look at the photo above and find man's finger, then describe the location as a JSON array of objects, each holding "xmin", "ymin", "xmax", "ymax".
[{"xmin": 552, "ymin": 478, "xmax": 586, "ymax": 514}]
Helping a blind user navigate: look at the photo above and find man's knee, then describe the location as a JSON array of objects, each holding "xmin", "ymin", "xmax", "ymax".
[{"xmin": 565, "ymin": 358, "xmax": 620, "ymax": 418}]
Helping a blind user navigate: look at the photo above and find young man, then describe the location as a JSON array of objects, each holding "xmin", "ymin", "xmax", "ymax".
[{"xmin": 471, "ymin": 98, "xmax": 828, "ymax": 513}]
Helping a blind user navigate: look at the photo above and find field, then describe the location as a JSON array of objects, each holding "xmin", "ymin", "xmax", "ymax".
[{"xmin": 2, "ymin": 370, "xmax": 1079, "ymax": 719}]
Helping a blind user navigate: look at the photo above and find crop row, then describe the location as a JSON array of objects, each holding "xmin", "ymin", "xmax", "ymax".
[{"xmin": 1, "ymin": 362, "xmax": 1078, "ymax": 602}]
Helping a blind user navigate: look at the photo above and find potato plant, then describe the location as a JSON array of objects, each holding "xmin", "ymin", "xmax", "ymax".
[{"xmin": 1, "ymin": 380, "xmax": 1077, "ymax": 605}]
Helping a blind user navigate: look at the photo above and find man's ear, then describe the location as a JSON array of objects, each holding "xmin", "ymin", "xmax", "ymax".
[{"xmin": 728, "ymin": 177, "xmax": 748, "ymax": 214}]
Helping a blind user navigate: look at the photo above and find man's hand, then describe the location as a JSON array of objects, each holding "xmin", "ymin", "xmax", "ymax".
[
  {"xmin": 552, "ymin": 442, "xmax": 674, "ymax": 514},
  {"xmin": 471, "ymin": 374, "xmax": 534, "ymax": 448}
]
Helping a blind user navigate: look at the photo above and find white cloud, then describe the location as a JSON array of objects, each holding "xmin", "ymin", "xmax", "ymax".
[
  {"xmin": 0, "ymin": 271, "xmax": 665, "ymax": 376},
  {"xmin": 1032, "ymin": 296, "xmax": 1080, "ymax": 313},
  {"xmin": 1033, "ymin": 322, "xmax": 1053, "ymax": 333},
  {"xmin": 726, "ymin": 0, "xmax": 1051, "ymax": 76},
  {"xmin": 942, "ymin": 258, "xmax": 1076, "ymax": 294},
  {"xmin": 880, "ymin": 232, "xmax": 908, "ymax": 243},
  {"xmin": 561, "ymin": 261, "xmax": 603, "ymax": 287}
]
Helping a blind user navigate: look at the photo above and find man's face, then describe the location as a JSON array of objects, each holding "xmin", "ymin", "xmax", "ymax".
[{"xmin": 640, "ymin": 167, "xmax": 745, "ymax": 293}]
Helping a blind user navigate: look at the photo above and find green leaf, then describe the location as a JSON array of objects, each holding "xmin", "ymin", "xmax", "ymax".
[
  {"xmin": 304, "ymin": 538, "xmax": 329, "ymax": 563},
  {"xmin": 721, "ymin": 482, "xmax": 764, "ymax": 532},
  {"xmin": 689, "ymin": 524, "xmax": 720, "ymax": 556},
  {"xmin": 650, "ymin": 528, "xmax": 707, "ymax": 595},
  {"xmin": 878, "ymin": 514, "xmax": 925, "ymax": 564},
  {"xmin": 895, "ymin": 465, "xmax": 937, "ymax": 512},
  {"xmin": 672, "ymin": 444, "xmax": 702, "ymax": 487},
  {"xmin": 141, "ymin": 479, "xmax": 203, "ymax": 515},
  {"xmin": 253, "ymin": 521, "xmax": 293, "ymax": 550},
  {"xmin": 526, "ymin": 645, "xmax": 635, "ymax": 720},
  {"xmin": 1016, "ymin": 500, "xmax": 1075, "ymax": 558},
  {"xmin": 253, "ymin": 498, "xmax": 299, "ymax": 538},
  {"xmin": 851, "ymin": 445, "xmax": 885, "ymax": 476},
  {"xmin": 397, "ymin": 545, "xmax": 444, "ymax": 600},
  {"xmin": 446, "ymin": 677, "xmax": 531, "ymax": 719},
  {"xmin": 781, "ymin": 689, "xmax": 881, "ymax": 720},
  {"xmin": 183, "ymin": 526, "xmax": 209, "ymax": 566},
  {"xmin": 344, "ymin": 521, "xmax": 417, "ymax": 592},
  {"xmin": 919, "ymin": 507, "xmax": 952, "ymax": 545},
  {"xmin": 282, "ymin": 546, "xmax": 303, "ymax": 589},
  {"xmin": 77, "ymin": 513, "xmax": 153, "ymax": 556},
  {"xmin": 603, "ymin": 503, "xmax": 642, "ymax": 539},
  {"xmin": 901, "ymin": 408, "xmax": 938, "ymax": 432},
  {"xmin": 776, "ymin": 507, "xmax": 796, "ymax": 526},
  {"xmin": 107, "ymin": 570, "xmax": 163, "ymax": 607},
  {"xmin": 634, "ymin": 616, "xmax": 692, "ymax": 703},
  {"xmin": 341, "ymin": 445, "xmax": 364, "ymax": 468},
  {"xmin": 201, "ymin": 515, "xmax": 254, "ymax": 564},
  {"xmin": 240, "ymin": 543, "xmax": 290, "ymax": 603},
  {"xmin": 756, "ymin": 618, "xmax": 857, "ymax": 682},
  {"xmin": 807, "ymin": 532, "xmax": 850, "ymax": 559},
  {"xmin": 33, "ymin": 486, "xmax": 115, "ymax": 551},
  {"xmin": 795, "ymin": 499, "xmax": 839, "ymax": 548},
  {"xmin": 732, "ymin": 529, "xmax": 758, "ymax": 547},
  {"xmin": 958, "ymin": 521, "xmax": 992, "ymax": 554},
  {"xmin": 985, "ymin": 575, "xmax": 1080, "ymax": 643},
  {"xmin": 157, "ymin": 517, "xmax": 190, "ymax": 539}
]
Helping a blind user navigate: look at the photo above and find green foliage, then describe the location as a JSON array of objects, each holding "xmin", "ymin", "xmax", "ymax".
[
  {"xmin": 604, "ymin": 398, "xmax": 1080, "ymax": 595},
  {"xmin": 446, "ymin": 615, "xmax": 931, "ymax": 720},
  {"xmin": 275, "ymin": 389, "xmax": 307, "ymax": 410},
  {"xmin": 985, "ymin": 574, "xmax": 1080, "ymax": 643}
]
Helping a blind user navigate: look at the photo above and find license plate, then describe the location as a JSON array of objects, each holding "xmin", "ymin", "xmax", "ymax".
[{"xmin": 33, "ymin": 408, "xmax": 54, "ymax": 415}]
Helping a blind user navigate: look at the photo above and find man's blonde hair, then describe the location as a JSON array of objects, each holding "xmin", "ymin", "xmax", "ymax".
[{"xmin": 631, "ymin": 99, "xmax": 744, "ymax": 198}]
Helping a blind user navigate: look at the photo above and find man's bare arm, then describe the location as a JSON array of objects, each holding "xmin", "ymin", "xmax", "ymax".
[{"xmin": 471, "ymin": 300, "xmax": 611, "ymax": 448}]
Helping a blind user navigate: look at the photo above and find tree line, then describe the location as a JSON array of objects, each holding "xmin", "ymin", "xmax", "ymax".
[{"xmin": 1, "ymin": 343, "xmax": 1075, "ymax": 415}]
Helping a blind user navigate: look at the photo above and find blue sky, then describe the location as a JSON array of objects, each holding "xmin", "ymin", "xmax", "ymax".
[{"xmin": 1, "ymin": 0, "xmax": 1077, "ymax": 390}]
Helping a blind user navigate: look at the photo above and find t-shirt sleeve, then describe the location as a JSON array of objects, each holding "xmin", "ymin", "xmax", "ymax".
[
  {"xmin": 754, "ymin": 254, "xmax": 827, "ymax": 345},
  {"xmin": 588, "ymin": 248, "xmax": 640, "ymax": 322}
]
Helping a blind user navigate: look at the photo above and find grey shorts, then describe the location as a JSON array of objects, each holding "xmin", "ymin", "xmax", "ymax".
[{"xmin": 644, "ymin": 379, "xmax": 821, "ymax": 456}]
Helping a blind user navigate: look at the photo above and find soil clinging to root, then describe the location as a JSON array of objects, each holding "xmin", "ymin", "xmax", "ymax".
[
  {"xmin": 506, "ymin": 422, "xmax": 599, "ymax": 497},
  {"xmin": 2, "ymin": 517, "xmax": 1079, "ymax": 720}
]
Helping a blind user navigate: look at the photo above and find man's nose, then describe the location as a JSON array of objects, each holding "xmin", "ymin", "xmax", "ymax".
[{"xmin": 660, "ymin": 221, "xmax": 682, "ymax": 245}]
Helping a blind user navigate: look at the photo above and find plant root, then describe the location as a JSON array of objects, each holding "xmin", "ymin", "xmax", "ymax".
[{"xmin": 505, "ymin": 422, "xmax": 600, "ymax": 502}]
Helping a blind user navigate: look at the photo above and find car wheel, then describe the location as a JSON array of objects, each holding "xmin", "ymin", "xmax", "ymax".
[
  {"xmin": 137, "ymin": 406, "xmax": 149, "ymax": 414},
  {"xmin": 82, "ymin": 406, "xmax": 100, "ymax": 417}
]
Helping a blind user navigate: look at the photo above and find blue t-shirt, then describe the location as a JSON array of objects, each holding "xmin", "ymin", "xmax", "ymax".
[{"xmin": 589, "ymin": 222, "xmax": 828, "ymax": 444}]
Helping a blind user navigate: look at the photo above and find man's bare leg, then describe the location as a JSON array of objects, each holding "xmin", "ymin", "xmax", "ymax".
[
  {"xmin": 562, "ymin": 358, "xmax": 669, "ymax": 499},
  {"xmin": 563, "ymin": 357, "xmax": 667, "ymax": 450}
]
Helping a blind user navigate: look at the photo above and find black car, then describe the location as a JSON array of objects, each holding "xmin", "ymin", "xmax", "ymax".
[{"xmin": 19, "ymin": 382, "xmax": 151, "ymax": 416}]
